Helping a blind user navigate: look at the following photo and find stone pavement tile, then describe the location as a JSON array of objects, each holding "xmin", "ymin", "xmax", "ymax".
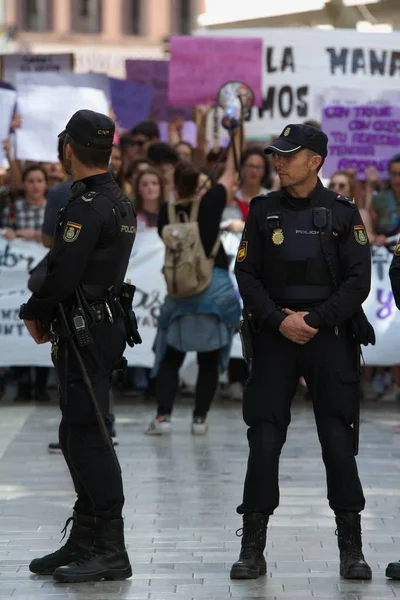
[{"xmin": 2, "ymin": 399, "xmax": 400, "ymax": 600}]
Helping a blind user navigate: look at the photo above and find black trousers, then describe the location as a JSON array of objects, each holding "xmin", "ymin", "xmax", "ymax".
[
  {"xmin": 54, "ymin": 320, "xmax": 126, "ymax": 519},
  {"xmin": 156, "ymin": 346, "xmax": 220, "ymax": 418},
  {"xmin": 238, "ymin": 322, "xmax": 365, "ymax": 516}
]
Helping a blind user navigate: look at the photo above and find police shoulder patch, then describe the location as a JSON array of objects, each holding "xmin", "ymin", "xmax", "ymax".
[
  {"xmin": 63, "ymin": 221, "xmax": 82, "ymax": 243},
  {"xmin": 395, "ymin": 244, "xmax": 400, "ymax": 257},
  {"xmin": 354, "ymin": 225, "xmax": 368, "ymax": 245},
  {"xmin": 336, "ymin": 194, "xmax": 357, "ymax": 209},
  {"xmin": 237, "ymin": 241, "xmax": 248, "ymax": 262},
  {"xmin": 82, "ymin": 191, "xmax": 97, "ymax": 202}
]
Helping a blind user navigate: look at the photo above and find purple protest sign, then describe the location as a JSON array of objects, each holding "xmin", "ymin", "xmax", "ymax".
[
  {"xmin": 321, "ymin": 104, "xmax": 400, "ymax": 179},
  {"xmin": 109, "ymin": 77, "xmax": 153, "ymax": 131},
  {"xmin": 125, "ymin": 60, "xmax": 193, "ymax": 122},
  {"xmin": 168, "ymin": 36, "xmax": 263, "ymax": 108}
]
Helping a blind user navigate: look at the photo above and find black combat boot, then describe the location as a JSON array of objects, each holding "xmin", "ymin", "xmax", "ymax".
[
  {"xmin": 230, "ymin": 513, "xmax": 269, "ymax": 579},
  {"xmin": 335, "ymin": 513, "xmax": 372, "ymax": 580},
  {"xmin": 29, "ymin": 512, "xmax": 95, "ymax": 575},
  {"xmin": 53, "ymin": 517, "xmax": 132, "ymax": 583},
  {"xmin": 386, "ymin": 560, "xmax": 400, "ymax": 579}
]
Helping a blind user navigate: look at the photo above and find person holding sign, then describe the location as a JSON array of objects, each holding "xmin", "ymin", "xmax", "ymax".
[{"xmin": 231, "ymin": 124, "xmax": 373, "ymax": 581}]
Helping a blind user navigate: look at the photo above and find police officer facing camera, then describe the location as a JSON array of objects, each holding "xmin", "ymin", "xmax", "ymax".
[
  {"xmin": 19, "ymin": 110, "xmax": 137, "ymax": 583},
  {"xmin": 231, "ymin": 124, "xmax": 372, "ymax": 581}
]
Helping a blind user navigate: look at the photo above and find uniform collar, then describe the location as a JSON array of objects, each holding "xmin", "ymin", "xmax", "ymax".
[
  {"xmin": 77, "ymin": 171, "xmax": 114, "ymax": 188},
  {"xmin": 282, "ymin": 177, "xmax": 325, "ymax": 207}
]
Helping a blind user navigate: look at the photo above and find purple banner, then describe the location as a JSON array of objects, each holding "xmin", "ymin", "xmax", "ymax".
[
  {"xmin": 321, "ymin": 104, "xmax": 400, "ymax": 179},
  {"xmin": 125, "ymin": 60, "xmax": 193, "ymax": 122},
  {"xmin": 109, "ymin": 77, "xmax": 153, "ymax": 131},
  {"xmin": 168, "ymin": 36, "xmax": 263, "ymax": 107}
]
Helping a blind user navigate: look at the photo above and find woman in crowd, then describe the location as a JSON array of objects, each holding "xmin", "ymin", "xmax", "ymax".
[
  {"xmin": 146, "ymin": 141, "xmax": 241, "ymax": 436},
  {"xmin": 134, "ymin": 168, "xmax": 165, "ymax": 231},
  {"xmin": 328, "ymin": 170, "xmax": 374, "ymax": 240},
  {"xmin": 2, "ymin": 164, "xmax": 48, "ymax": 242},
  {"xmin": 125, "ymin": 159, "xmax": 152, "ymax": 199},
  {"xmin": 175, "ymin": 141, "xmax": 194, "ymax": 163},
  {"xmin": 1, "ymin": 164, "xmax": 49, "ymax": 402},
  {"xmin": 235, "ymin": 147, "xmax": 271, "ymax": 219}
]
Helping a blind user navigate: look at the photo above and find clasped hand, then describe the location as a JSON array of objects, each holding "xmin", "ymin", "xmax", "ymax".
[{"xmin": 279, "ymin": 309, "xmax": 318, "ymax": 345}]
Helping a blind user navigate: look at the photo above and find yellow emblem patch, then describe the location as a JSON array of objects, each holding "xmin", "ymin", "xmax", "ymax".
[
  {"xmin": 353, "ymin": 225, "xmax": 367, "ymax": 246},
  {"xmin": 63, "ymin": 221, "xmax": 82, "ymax": 243},
  {"xmin": 395, "ymin": 243, "xmax": 400, "ymax": 257},
  {"xmin": 237, "ymin": 241, "xmax": 248, "ymax": 262},
  {"xmin": 283, "ymin": 127, "xmax": 290, "ymax": 137},
  {"xmin": 272, "ymin": 228, "xmax": 285, "ymax": 245}
]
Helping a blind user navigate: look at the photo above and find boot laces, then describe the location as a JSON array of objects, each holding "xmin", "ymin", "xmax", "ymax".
[
  {"xmin": 335, "ymin": 527, "xmax": 364, "ymax": 561},
  {"xmin": 59, "ymin": 517, "xmax": 74, "ymax": 544}
]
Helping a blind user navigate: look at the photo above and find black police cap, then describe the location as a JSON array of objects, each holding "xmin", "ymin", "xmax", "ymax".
[
  {"xmin": 264, "ymin": 124, "xmax": 328, "ymax": 159},
  {"xmin": 58, "ymin": 109, "xmax": 115, "ymax": 149}
]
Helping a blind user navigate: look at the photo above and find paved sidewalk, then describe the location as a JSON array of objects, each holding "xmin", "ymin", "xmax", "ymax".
[{"xmin": 0, "ymin": 395, "xmax": 399, "ymax": 599}]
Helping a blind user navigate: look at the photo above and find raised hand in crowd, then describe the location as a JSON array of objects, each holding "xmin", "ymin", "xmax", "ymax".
[
  {"xmin": 168, "ymin": 115, "xmax": 184, "ymax": 146},
  {"xmin": 10, "ymin": 111, "xmax": 22, "ymax": 131},
  {"xmin": 222, "ymin": 219, "xmax": 245, "ymax": 233},
  {"xmin": 2, "ymin": 227, "xmax": 16, "ymax": 241},
  {"xmin": 3, "ymin": 137, "xmax": 23, "ymax": 194}
]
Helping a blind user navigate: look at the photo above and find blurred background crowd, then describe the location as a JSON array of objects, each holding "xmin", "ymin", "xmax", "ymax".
[{"xmin": 0, "ymin": 0, "xmax": 400, "ymax": 414}]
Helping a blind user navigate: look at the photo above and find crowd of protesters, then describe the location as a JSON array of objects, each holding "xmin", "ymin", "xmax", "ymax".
[{"xmin": 1, "ymin": 108, "xmax": 400, "ymax": 413}]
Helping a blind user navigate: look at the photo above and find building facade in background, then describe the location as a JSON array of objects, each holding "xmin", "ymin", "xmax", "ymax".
[
  {"xmin": 198, "ymin": 0, "xmax": 399, "ymax": 32},
  {"xmin": 2, "ymin": 0, "xmax": 205, "ymax": 76}
]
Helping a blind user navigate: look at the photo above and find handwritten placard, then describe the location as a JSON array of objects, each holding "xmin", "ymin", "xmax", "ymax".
[
  {"xmin": 321, "ymin": 104, "xmax": 400, "ymax": 178},
  {"xmin": 16, "ymin": 72, "xmax": 109, "ymax": 163},
  {"xmin": 109, "ymin": 77, "xmax": 153, "ymax": 130},
  {"xmin": 1, "ymin": 53, "xmax": 73, "ymax": 87},
  {"xmin": 125, "ymin": 59, "xmax": 193, "ymax": 121},
  {"xmin": 168, "ymin": 36, "xmax": 263, "ymax": 108}
]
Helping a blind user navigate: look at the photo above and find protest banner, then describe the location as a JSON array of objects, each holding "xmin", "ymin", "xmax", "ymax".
[
  {"xmin": 196, "ymin": 28, "xmax": 400, "ymax": 136},
  {"xmin": 168, "ymin": 36, "xmax": 263, "ymax": 108},
  {"xmin": 15, "ymin": 72, "xmax": 109, "ymax": 163},
  {"xmin": 321, "ymin": 104, "xmax": 400, "ymax": 179},
  {"xmin": 0, "ymin": 232, "xmax": 398, "ymax": 369},
  {"xmin": 0, "ymin": 53, "xmax": 74, "ymax": 87},
  {"xmin": 109, "ymin": 77, "xmax": 153, "ymax": 130},
  {"xmin": 125, "ymin": 59, "xmax": 193, "ymax": 122}
]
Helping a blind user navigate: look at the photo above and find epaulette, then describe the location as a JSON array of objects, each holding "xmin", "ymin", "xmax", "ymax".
[
  {"xmin": 335, "ymin": 194, "xmax": 357, "ymax": 209},
  {"xmin": 250, "ymin": 190, "xmax": 280, "ymax": 205},
  {"xmin": 81, "ymin": 191, "xmax": 98, "ymax": 203}
]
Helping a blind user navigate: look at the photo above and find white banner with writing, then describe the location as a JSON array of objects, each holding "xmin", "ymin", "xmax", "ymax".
[
  {"xmin": 0, "ymin": 232, "xmax": 398, "ymax": 367},
  {"xmin": 197, "ymin": 28, "xmax": 400, "ymax": 136}
]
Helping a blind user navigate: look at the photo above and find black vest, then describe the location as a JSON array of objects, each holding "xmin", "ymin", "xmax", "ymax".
[{"xmin": 263, "ymin": 194, "xmax": 340, "ymax": 306}]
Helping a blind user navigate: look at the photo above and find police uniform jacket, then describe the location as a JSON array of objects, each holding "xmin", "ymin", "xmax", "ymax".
[
  {"xmin": 23, "ymin": 172, "xmax": 136, "ymax": 325},
  {"xmin": 234, "ymin": 179, "xmax": 371, "ymax": 332}
]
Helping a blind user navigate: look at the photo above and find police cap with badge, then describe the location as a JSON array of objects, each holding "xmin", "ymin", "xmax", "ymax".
[
  {"xmin": 264, "ymin": 123, "xmax": 328, "ymax": 159},
  {"xmin": 59, "ymin": 109, "xmax": 115, "ymax": 149}
]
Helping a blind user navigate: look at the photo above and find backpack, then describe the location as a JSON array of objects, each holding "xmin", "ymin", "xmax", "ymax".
[{"xmin": 161, "ymin": 198, "xmax": 220, "ymax": 298}]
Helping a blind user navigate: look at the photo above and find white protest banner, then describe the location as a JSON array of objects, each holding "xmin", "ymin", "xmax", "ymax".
[
  {"xmin": 196, "ymin": 28, "xmax": 400, "ymax": 136},
  {"xmin": 0, "ymin": 85, "xmax": 17, "ymax": 164},
  {"xmin": 1, "ymin": 53, "xmax": 74, "ymax": 87},
  {"xmin": 321, "ymin": 104, "xmax": 400, "ymax": 179},
  {"xmin": 16, "ymin": 72, "xmax": 110, "ymax": 163},
  {"xmin": 0, "ymin": 232, "xmax": 398, "ymax": 368}
]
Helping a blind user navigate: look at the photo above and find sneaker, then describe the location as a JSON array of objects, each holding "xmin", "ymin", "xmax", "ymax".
[
  {"xmin": 229, "ymin": 382, "xmax": 243, "ymax": 401},
  {"xmin": 48, "ymin": 442, "xmax": 62, "ymax": 453},
  {"xmin": 191, "ymin": 417, "xmax": 208, "ymax": 436},
  {"xmin": 145, "ymin": 416, "xmax": 171, "ymax": 435}
]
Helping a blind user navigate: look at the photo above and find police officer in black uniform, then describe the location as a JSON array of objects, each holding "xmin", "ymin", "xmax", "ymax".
[
  {"xmin": 387, "ymin": 247, "xmax": 400, "ymax": 580},
  {"xmin": 231, "ymin": 124, "xmax": 372, "ymax": 581},
  {"xmin": 19, "ymin": 110, "xmax": 137, "ymax": 583}
]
